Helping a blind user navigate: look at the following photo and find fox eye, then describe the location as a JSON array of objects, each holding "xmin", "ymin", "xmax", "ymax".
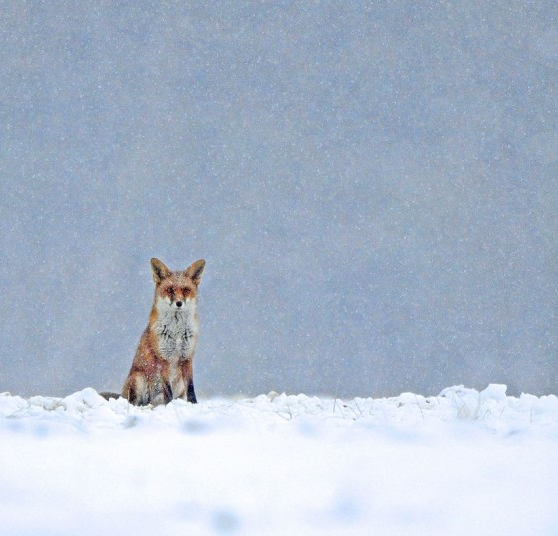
[
  {"xmin": 182, "ymin": 288, "xmax": 190, "ymax": 295},
  {"xmin": 167, "ymin": 287, "xmax": 175, "ymax": 298}
]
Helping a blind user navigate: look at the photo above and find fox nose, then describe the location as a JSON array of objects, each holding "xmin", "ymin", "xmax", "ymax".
[{"xmin": 175, "ymin": 301, "xmax": 183, "ymax": 308}]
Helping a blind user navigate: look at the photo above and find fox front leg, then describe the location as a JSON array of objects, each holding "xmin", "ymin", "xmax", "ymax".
[{"xmin": 187, "ymin": 378, "xmax": 197, "ymax": 404}]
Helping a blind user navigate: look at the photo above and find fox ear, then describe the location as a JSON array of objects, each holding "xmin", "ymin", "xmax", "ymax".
[
  {"xmin": 150, "ymin": 258, "xmax": 171, "ymax": 284},
  {"xmin": 186, "ymin": 259, "xmax": 205, "ymax": 284}
]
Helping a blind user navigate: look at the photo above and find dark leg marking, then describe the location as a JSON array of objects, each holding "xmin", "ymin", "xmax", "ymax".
[
  {"xmin": 187, "ymin": 379, "xmax": 197, "ymax": 404},
  {"xmin": 163, "ymin": 381, "xmax": 173, "ymax": 404}
]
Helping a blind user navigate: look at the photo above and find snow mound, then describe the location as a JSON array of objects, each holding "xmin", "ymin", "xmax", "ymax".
[
  {"xmin": 1, "ymin": 384, "xmax": 557, "ymax": 436},
  {"xmin": 0, "ymin": 385, "xmax": 557, "ymax": 535}
]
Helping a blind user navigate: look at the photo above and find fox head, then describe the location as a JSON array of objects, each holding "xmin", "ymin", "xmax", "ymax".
[{"xmin": 150, "ymin": 258, "xmax": 205, "ymax": 312}]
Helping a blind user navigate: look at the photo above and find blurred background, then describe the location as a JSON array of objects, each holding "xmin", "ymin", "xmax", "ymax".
[{"xmin": 1, "ymin": 1, "xmax": 557, "ymax": 398}]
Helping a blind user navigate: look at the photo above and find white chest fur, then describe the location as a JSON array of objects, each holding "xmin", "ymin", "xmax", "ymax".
[{"xmin": 153, "ymin": 300, "xmax": 198, "ymax": 363}]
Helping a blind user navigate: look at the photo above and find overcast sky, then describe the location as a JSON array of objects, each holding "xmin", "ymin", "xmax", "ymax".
[{"xmin": 1, "ymin": 2, "xmax": 557, "ymax": 398}]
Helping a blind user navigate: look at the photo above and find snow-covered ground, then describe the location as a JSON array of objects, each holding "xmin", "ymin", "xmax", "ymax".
[{"xmin": 0, "ymin": 385, "xmax": 557, "ymax": 536}]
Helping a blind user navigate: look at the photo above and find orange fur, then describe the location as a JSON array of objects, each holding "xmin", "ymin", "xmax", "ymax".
[{"xmin": 122, "ymin": 258, "xmax": 205, "ymax": 405}]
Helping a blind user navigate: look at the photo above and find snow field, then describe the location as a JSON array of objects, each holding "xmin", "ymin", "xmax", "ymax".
[{"xmin": 0, "ymin": 385, "xmax": 557, "ymax": 535}]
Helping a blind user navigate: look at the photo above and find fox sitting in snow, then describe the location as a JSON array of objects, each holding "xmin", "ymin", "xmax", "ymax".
[{"xmin": 121, "ymin": 258, "xmax": 206, "ymax": 406}]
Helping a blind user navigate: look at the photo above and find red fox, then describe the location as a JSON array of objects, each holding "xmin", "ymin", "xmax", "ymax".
[{"xmin": 121, "ymin": 258, "xmax": 206, "ymax": 406}]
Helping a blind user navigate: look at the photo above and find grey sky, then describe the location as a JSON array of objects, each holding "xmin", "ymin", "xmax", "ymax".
[{"xmin": 1, "ymin": 2, "xmax": 557, "ymax": 397}]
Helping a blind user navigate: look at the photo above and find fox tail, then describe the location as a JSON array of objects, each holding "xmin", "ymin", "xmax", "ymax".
[{"xmin": 99, "ymin": 391, "xmax": 121, "ymax": 401}]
